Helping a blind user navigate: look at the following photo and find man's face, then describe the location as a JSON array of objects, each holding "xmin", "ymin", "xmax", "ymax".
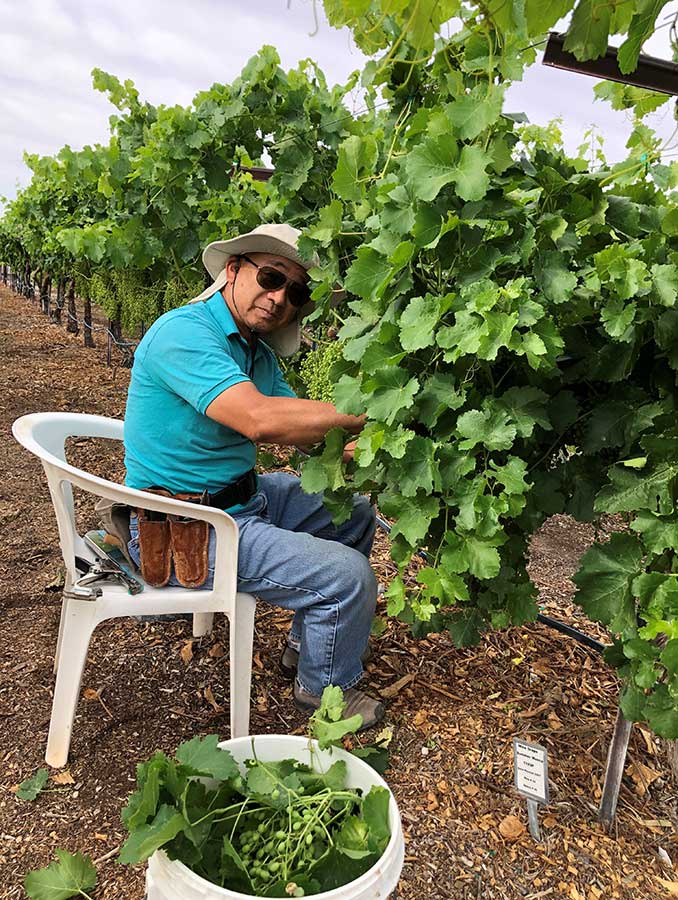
[{"xmin": 226, "ymin": 252, "xmax": 307, "ymax": 334}]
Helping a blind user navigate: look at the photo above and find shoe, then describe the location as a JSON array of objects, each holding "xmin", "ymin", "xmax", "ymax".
[
  {"xmin": 280, "ymin": 641, "xmax": 373, "ymax": 679},
  {"xmin": 293, "ymin": 680, "xmax": 384, "ymax": 731}
]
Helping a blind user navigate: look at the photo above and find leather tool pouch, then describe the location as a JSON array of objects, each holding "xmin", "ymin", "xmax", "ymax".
[
  {"xmin": 137, "ymin": 488, "xmax": 210, "ymax": 589},
  {"xmin": 137, "ymin": 516, "xmax": 172, "ymax": 587},
  {"xmin": 169, "ymin": 518, "xmax": 210, "ymax": 588}
]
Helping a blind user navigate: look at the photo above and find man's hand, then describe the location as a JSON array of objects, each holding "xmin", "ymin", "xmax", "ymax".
[{"xmin": 343, "ymin": 439, "xmax": 358, "ymax": 462}]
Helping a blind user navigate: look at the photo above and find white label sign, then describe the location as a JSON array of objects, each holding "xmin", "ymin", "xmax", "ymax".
[{"xmin": 513, "ymin": 738, "xmax": 549, "ymax": 804}]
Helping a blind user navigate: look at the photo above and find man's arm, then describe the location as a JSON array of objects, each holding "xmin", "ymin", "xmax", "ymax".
[{"xmin": 205, "ymin": 381, "xmax": 364, "ymax": 446}]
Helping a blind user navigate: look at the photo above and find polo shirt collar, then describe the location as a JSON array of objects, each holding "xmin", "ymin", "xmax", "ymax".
[
  {"xmin": 205, "ymin": 290, "xmax": 241, "ymax": 338},
  {"xmin": 206, "ymin": 291, "xmax": 267, "ymax": 360}
]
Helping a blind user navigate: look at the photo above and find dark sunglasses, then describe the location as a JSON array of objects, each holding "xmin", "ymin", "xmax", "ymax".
[{"xmin": 238, "ymin": 255, "xmax": 311, "ymax": 308}]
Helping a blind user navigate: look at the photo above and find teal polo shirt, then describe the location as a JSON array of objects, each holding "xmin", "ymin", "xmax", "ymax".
[{"xmin": 124, "ymin": 291, "xmax": 296, "ymax": 494}]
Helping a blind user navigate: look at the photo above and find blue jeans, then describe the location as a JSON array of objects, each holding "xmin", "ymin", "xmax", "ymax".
[{"xmin": 128, "ymin": 472, "xmax": 377, "ymax": 696}]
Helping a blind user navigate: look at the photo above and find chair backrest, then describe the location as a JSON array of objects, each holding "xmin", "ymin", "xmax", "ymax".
[
  {"xmin": 12, "ymin": 412, "xmax": 240, "ymax": 593},
  {"xmin": 13, "ymin": 412, "xmax": 124, "ymax": 464},
  {"xmin": 13, "ymin": 413, "xmax": 128, "ymax": 586}
]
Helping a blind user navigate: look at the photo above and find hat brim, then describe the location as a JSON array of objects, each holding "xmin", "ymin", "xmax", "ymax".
[{"xmin": 203, "ymin": 235, "xmax": 316, "ymax": 280}]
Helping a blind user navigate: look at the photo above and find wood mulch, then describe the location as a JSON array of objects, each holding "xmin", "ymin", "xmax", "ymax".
[{"xmin": 0, "ymin": 283, "xmax": 676, "ymax": 899}]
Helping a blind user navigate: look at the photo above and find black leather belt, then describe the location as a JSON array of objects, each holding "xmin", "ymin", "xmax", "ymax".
[
  {"xmin": 144, "ymin": 469, "xmax": 257, "ymax": 516},
  {"xmin": 208, "ymin": 469, "xmax": 258, "ymax": 509}
]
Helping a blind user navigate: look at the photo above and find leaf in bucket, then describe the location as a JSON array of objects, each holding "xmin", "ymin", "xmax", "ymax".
[
  {"xmin": 118, "ymin": 804, "xmax": 186, "ymax": 863},
  {"xmin": 310, "ymin": 845, "xmax": 381, "ymax": 892},
  {"xmin": 361, "ymin": 786, "xmax": 391, "ymax": 850},
  {"xmin": 122, "ymin": 752, "xmax": 168, "ymax": 829},
  {"xmin": 220, "ymin": 834, "xmax": 253, "ymax": 894},
  {"xmin": 246, "ymin": 759, "xmax": 302, "ymax": 808},
  {"xmin": 17, "ymin": 768, "xmax": 49, "ymax": 801},
  {"xmin": 175, "ymin": 734, "xmax": 238, "ymax": 780},
  {"xmin": 24, "ymin": 849, "xmax": 96, "ymax": 900}
]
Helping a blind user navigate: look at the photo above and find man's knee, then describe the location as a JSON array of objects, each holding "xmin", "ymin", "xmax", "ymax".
[
  {"xmin": 353, "ymin": 492, "xmax": 373, "ymax": 517},
  {"xmin": 349, "ymin": 550, "xmax": 378, "ymax": 609}
]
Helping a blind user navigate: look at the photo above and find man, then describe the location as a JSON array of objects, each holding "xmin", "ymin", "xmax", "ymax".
[{"xmin": 124, "ymin": 223, "xmax": 383, "ymax": 728}]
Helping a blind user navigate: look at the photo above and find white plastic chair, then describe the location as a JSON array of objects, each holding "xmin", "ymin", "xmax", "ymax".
[{"xmin": 12, "ymin": 412, "xmax": 256, "ymax": 768}]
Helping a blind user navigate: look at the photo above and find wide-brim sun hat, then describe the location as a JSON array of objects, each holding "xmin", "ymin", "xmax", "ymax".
[{"xmin": 189, "ymin": 224, "xmax": 321, "ymax": 357}]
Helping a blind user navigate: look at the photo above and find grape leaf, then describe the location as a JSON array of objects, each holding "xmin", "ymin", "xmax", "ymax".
[
  {"xmin": 445, "ymin": 84, "xmax": 505, "ymax": 141},
  {"xmin": 363, "ymin": 369, "xmax": 420, "ymax": 425},
  {"xmin": 332, "ymin": 134, "xmax": 378, "ymax": 201},
  {"xmin": 405, "ymin": 135, "xmax": 459, "ymax": 202},
  {"xmin": 446, "ymin": 607, "xmax": 485, "ymax": 647},
  {"xmin": 384, "ymin": 575, "xmax": 406, "ymax": 616},
  {"xmin": 630, "ymin": 510, "xmax": 678, "ymax": 553},
  {"xmin": 535, "ymin": 251, "xmax": 577, "ymax": 304},
  {"xmin": 451, "ymin": 144, "xmax": 493, "ymax": 201},
  {"xmin": 601, "ymin": 297, "xmax": 635, "ymax": 340},
  {"xmin": 379, "ymin": 492, "xmax": 440, "ymax": 546},
  {"xmin": 661, "ymin": 640, "xmax": 678, "ymax": 676},
  {"xmin": 16, "ymin": 767, "xmax": 49, "ymax": 801},
  {"xmin": 573, "ymin": 533, "xmax": 643, "ymax": 633},
  {"xmin": 175, "ymin": 734, "xmax": 238, "ymax": 780},
  {"xmin": 24, "ymin": 850, "xmax": 97, "ymax": 900},
  {"xmin": 496, "ymin": 386, "xmax": 551, "ymax": 437},
  {"xmin": 361, "ymin": 785, "xmax": 391, "ymax": 850},
  {"xmin": 617, "ymin": 0, "xmax": 671, "ymax": 75},
  {"xmin": 385, "ymin": 435, "xmax": 439, "ymax": 497},
  {"xmin": 119, "ymin": 804, "xmax": 186, "ymax": 864},
  {"xmin": 465, "ymin": 537, "xmax": 501, "ymax": 579},
  {"xmin": 644, "ymin": 685, "xmax": 678, "ymax": 739},
  {"xmin": 595, "ymin": 462, "xmax": 678, "ymax": 515},
  {"xmin": 306, "ymin": 200, "xmax": 343, "ymax": 246},
  {"xmin": 301, "ymin": 428, "xmax": 346, "ymax": 493},
  {"xmin": 563, "ymin": 0, "xmax": 612, "ymax": 61},
  {"xmin": 651, "ymin": 263, "xmax": 678, "ymax": 307},
  {"xmin": 456, "ymin": 408, "xmax": 516, "ymax": 451},
  {"xmin": 334, "ymin": 374, "xmax": 367, "ymax": 416},
  {"xmin": 399, "ymin": 294, "xmax": 443, "ymax": 351},
  {"xmin": 309, "ymin": 686, "xmax": 364, "ymax": 748},
  {"xmin": 220, "ymin": 835, "xmax": 253, "ymax": 894},
  {"xmin": 344, "ymin": 248, "xmax": 391, "ymax": 300}
]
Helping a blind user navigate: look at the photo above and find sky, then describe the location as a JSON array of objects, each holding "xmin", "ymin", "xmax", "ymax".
[{"xmin": 1, "ymin": 0, "xmax": 678, "ymax": 209}]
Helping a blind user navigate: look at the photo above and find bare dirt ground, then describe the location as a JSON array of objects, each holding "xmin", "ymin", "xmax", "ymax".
[{"xmin": 1, "ymin": 283, "xmax": 676, "ymax": 900}]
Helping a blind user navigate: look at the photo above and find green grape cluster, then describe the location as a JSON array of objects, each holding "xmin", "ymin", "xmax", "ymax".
[
  {"xmin": 232, "ymin": 790, "xmax": 353, "ymax": 893},
  {"xmin": 299, "ymin": 341, "xmax": 344, "ymax": 402},
  {"xmin": 73, "ymin": 266, "xmax": 89, "ymax": 300},
  {"xmin": 162, "ymin": 275, "xmax": 187, "ymax": 312},
  {"xmin": 89, "ymin": 271, "xmax": 118, "ymax": 320},
  {"xmin": 162, "ymin": 271, "xmax": 204, "ymax": 314},
  {"xmin": 110, "ymin": 269, "xmax": 156, "ymax": 330}
]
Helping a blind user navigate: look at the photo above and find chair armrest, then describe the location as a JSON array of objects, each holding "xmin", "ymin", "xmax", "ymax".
[{"xmin": 59, "ymin": 469, "xmax": 240, "ymax": 585}]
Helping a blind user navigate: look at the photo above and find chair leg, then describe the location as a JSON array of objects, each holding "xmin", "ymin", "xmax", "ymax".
[
  {"xmin": 46, "ymin": 601, "xmax": 97, "ymax": 768},
  {"xmin": 193, "ymin": 612, "xmax": 214, "ymax": 638},
  {"xmin": 53, "ymin": 601, "xmax": 68, "ymax": 675},
  {"xmin": 229, "ymin": 592, "xmax": 256, "ymax": 738}
]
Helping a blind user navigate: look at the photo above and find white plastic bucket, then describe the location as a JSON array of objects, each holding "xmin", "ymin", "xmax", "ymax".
[{"xmin": 146, "ymin": 734, "xmax": 404, "ymax": 900}]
